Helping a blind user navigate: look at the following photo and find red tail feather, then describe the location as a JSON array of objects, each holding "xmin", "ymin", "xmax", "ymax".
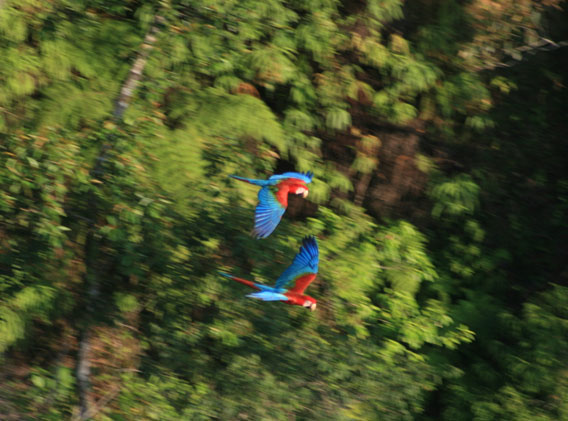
[{"xmin": 224, "ymin": 274, "xmax": 261, "ymax": 290}]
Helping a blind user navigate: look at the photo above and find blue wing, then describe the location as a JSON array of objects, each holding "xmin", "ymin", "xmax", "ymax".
[
  {"xmin": 247, "ymin": 291, "xmax": 289, "ymax": 301},
  {"xmin": 268, "ymin": 171, "xmax": 313, "ymax": 184},
  {"xmin": 274, "ymin": 236, "xmax": 319, "ymax": 290},
  {"xmin": 253, "ymin": 187, "xmax": 286, "ymax": 239}
]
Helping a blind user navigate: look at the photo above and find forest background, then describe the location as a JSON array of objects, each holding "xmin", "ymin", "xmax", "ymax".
[{"xmin": 1, "ymin": 0, "xmax": 567, "ymax": 420}]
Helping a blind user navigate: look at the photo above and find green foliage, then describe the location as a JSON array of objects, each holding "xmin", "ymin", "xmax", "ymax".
[
  {"xmin": 430, "ymin": 174, "xmax": 480, "ymax": 218},
  {"xmin": 326, "ymin": 108, "xmax": 352, "ymax": 130},
  {"xmin": 378, "ymin": 221, "xmax": 437, "ymax": 294},
  {"xmin": 0, "ymin": 284, "xmax": 56, "ymax": 353},
  {"xmin": 1, "ymin": 0, "xmax": 567, "ymax": 420}
]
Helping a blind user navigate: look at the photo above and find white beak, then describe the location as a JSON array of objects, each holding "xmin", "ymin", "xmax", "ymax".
[{"xmin": 302, "ymin": 190, "xmax": 308, "ymax": 198}]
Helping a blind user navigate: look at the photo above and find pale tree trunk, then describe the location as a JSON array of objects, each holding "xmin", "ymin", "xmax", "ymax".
[
  {"xmin": 75, "ymin": 16, "xmax": 164, "ymax": 421},
  {"xmin": 113, "ymin": 18, "xmax": 164, "ymax": 120}
]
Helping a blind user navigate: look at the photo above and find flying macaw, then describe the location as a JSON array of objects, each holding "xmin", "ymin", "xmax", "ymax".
[
  {"xmin": 220, "ymin": 236, "xmax": 319, "ymax": 311},
  {"xmin": 230, "ymin": 171, "xmax": 314, "ymax": 238}
]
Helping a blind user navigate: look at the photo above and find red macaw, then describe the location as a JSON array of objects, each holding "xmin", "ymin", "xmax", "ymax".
[
  {"xmin": 230, "ymin": 171, "xmax": 314, "ymax": 238},
  {"xmin": 220, "ymin": 236, "xmax": 319, "ymax": 311}
]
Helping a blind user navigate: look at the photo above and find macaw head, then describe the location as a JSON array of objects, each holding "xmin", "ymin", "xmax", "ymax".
[
  {"xmin": 290, "ymin": 183, "xmax": 309, "ymax": 198},
  {"xmin": 297, "ymin": 186, "xmax": 309, "ymax": 198},
  {"xmin": 301, "ymin": 296, "xmax": 317, "ymax": 311}
]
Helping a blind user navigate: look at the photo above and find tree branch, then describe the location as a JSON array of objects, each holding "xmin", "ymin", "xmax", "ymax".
[
  {"xmin": 113, "ymin": 16, "xmax": 165, "ymax": 120},
  {"xmin": 478, "ymin": 37, "xmax": 568, "ymax": 71}
]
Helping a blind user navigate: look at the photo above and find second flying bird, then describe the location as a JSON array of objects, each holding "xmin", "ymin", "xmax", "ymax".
[{"xmin": 230, "ymin": 171, "xmax": 313, "ymax": 238}]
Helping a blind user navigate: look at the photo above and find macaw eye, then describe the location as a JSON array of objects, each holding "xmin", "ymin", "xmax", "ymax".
[
  {"xmin": 295, "ymin": 187, "xmax": 309, "ymax": 198},
  {"xmin": 303, "ymin": 301, "xmax": 312, "ymax": 308}
]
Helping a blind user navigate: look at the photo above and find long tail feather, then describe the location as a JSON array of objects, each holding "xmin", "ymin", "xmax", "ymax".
[
  {"xmin": 219, "ymin": 272, "xmax": 261, "ymax": 290},
  {"xmin": 229, "ymin": 175, "xmax": 269, "ymax": 187}
]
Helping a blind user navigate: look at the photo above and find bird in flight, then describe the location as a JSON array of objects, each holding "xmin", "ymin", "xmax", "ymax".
[
  {"xmin": 220, "ymin": 236, "xmax": 319, "ymax": 311},
  {"xmin": 230, "ymin": 171, "xmax": 313, "ymax": 238}
]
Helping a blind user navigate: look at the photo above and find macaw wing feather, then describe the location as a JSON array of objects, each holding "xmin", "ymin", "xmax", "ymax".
[
  {"xmin": 274, "ymin": 236, "xmax": 319, "ymax": 291},
  {"xmin": 253, "ymin": 187, "xmax": 286, "ymax": 239},
  {"xmin": 269, "ymin": 171, "xmax": 313, "ymax": 184},
  {"xmin": 288, "ymin": 273, "xmax": 317, "ymax": 295},
  {"xmin": 247, "ymin": 291, "xmax": 288, "ymax": 301}
]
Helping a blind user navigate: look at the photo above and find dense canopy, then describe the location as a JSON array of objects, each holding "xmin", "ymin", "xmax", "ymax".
[{"xmin": 1, "ymin": 0, "xmax": 567, "ymax": 420}]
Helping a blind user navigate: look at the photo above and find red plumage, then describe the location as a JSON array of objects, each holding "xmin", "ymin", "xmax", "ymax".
[
  {"xmin": 288, "ymin": 273, "xmax": 317, "ymax": 294},
  {"xmin": 274, "ymin": 178, "xmax": 308, "ymax": 207},
  {"xmin": 224, "ymin": 274, "xmax": 261, "ymax": 290}
]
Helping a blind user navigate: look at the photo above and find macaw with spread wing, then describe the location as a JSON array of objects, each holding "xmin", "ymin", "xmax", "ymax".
[
  {"xmin": 220, "ymin": 236, "xmax": 319, "ymax": 311},
  {"xmin": 230, "ymin": 171, "xmax": 314, "ymax": 238}
]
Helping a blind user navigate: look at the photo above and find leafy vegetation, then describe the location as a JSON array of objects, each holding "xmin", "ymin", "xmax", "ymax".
[{"xmin": 1, "ymin": 0, "xmax": 567, "ymax": 419}]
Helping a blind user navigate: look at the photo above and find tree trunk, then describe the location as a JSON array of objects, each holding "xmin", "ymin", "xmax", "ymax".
[{"xmin": 75, "ymin": 15, "xmax": 163, "ymax": 420}]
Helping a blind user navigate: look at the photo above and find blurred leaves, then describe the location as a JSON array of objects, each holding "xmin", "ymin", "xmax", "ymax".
[
  {"xmin": 430, "ymin": 174, "xmax": 480, "ymax": 218},
  {"xmin": 1, "ymin": 0, "xmax": 567, "ymax": 420}
]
